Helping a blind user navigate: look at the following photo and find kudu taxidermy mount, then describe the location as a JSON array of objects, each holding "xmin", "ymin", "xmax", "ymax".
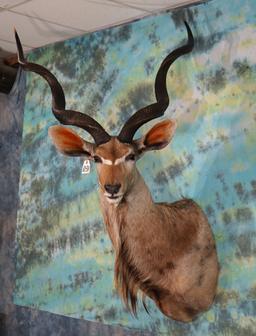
[{"xmin": 15, "ymin": 21, "xmax": 219, "ymax": 322}]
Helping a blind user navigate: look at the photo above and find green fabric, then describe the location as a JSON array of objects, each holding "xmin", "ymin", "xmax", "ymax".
[{"xmin": 14, "ymin": 0, "xmax": 256, "ymax": 334}]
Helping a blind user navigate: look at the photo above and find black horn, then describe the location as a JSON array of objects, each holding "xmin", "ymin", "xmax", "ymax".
[
  {"xmin": 15, "ymin": 30, "xmax": 111, "ymax": 145},
  {"xmin": 118, "ymin": 21, "xmax": 194, "ymax": 143}
]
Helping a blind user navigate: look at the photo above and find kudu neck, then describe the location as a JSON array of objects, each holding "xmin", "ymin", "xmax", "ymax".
[{"xmin": 125, "ymin": 167, "xmax": 154, "ymax": 208}]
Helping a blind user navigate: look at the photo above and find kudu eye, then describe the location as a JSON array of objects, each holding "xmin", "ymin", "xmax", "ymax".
[
  {"xmin": 125, "ymin": 154, "xmax": 136, "ymax": 161},
  {"xmin": 93, "ymin": 155, "xmax": 102, "ymax": 163}
]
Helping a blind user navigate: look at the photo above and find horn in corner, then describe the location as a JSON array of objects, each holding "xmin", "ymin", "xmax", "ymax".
[{"xmin": 118, "ymin": 21, "xmax": 194, "ymax": 143}]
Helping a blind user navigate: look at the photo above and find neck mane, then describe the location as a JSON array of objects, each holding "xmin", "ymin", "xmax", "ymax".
[{"xmin": 98, "ymin": 168, "xmax": 161, "ymax": 313}]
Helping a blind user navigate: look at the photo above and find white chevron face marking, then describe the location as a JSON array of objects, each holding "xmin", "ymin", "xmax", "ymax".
[
  {"xmin": 100, "ymin": 150, "xmax": 132, "ymax": 166},
  {"xmin": 114, "ymin": 155, "xmax": 126, "ymax": 166},
  {"xmin": 101, "ymin": 157, "xmax": 113, "ymax": 166},
  {"xmin": 114, "ymin": 150, "xmax": 132, "ymax": 165}
]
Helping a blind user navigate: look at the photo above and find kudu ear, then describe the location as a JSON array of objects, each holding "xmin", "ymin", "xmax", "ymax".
[
  {"xmin": 48, "ymin": 125, "xmax": 95, "ymax": 158},
  {"xmin": 135, "ymin": 119, "xmax": 177, "ymax": 153}
]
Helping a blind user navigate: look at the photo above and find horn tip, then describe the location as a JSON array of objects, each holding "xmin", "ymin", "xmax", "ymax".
[
  {"xmin": 183, "ymin": 21, "xmax": 194, "ymax": 49},
  {"xmin": 14, "ymin": 28, "xmax": 26, "ymax": 64},
  {"xmin": 14, "ymin": 28, "xmax": 20, "ymax": 43},
  {"xmin": 183, "ymin": 20, "xmax": 191, "ymax": 33}
]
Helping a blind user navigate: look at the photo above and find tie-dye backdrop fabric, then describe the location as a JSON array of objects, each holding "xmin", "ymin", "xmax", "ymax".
[{"xmin": 14, "ymin": 0, "xmax": 256, "ymax": 334}]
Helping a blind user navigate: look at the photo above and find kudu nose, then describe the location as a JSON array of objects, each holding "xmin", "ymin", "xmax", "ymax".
[{"xmin": 104, "ymin": 183, "xmax": 121, "ymax": 195}]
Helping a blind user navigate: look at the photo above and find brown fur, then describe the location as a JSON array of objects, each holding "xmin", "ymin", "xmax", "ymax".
[
  {"xmin": 99, "ymin": 164, "xmax": 219, "ymax": 322},
  {"xmin": 50, "ymin": 120, "xmax": 219, "ymax": 322}
]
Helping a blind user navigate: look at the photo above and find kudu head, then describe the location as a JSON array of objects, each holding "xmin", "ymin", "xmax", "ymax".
[{"xmin": 15, "ymin": 22, "xmax": 194, "ymax": 205}]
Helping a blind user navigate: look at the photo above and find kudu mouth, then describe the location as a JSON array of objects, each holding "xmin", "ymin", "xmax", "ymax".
[{"xmin": 105, "ymin": 193, "xmax": 124, "ymax": 205}]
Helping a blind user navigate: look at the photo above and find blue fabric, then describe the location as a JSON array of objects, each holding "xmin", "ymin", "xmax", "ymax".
[{"xmin": 14, "ymin": 0, "xmax": 256, "ymax": 334}]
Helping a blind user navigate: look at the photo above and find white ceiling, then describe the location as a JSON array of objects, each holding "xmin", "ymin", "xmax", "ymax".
[{"xmin": 0, "ymin": 0, "xmax": 200, "ymax": 53}]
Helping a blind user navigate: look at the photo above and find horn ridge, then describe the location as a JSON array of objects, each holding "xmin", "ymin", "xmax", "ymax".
[
  {"xmin": 15, "ymin": 31, "xmax": 111, "ymax": 145},
  {"xmin": 118, "ymin": 21, "xmax": 194, "ymax": 143}
]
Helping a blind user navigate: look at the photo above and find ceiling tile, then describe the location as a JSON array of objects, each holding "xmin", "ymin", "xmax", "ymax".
[
  {"xmin": 113, "ymin": 0, "xmax": 200, "ymax": 11},
  {"xmin": 12, "ymin": 0, "xmax": 147, "ymax": 31},
  {"xmin": 0, "ymin": 11, "xmax": 82, "ymax": 51},
  {"xmin": 0, "ymin": 0, "xmax": 30, "ymax": 9},
  {"xmin": 0, "ymin": 38, "xmax": 31, "ymax": 52}
]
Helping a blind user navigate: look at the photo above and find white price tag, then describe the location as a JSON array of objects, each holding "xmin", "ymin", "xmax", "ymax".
[{"xmin": 82, "ymin": 160, "xmax": 90, "ymax": 174}]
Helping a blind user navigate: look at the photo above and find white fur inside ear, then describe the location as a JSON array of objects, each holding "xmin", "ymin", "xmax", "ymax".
[
  {"xmin": 170, "ymin": 119, "xmax": 177, "ymax": 134},
  {"xmin": 82, "ymin": 143, "xmax": 91, "ymax": 152}
]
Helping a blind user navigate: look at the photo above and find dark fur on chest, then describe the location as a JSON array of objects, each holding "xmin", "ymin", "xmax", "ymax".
[{"xmin": 114, "ymin": 235, "xmax": 168, "ymax": 315}]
